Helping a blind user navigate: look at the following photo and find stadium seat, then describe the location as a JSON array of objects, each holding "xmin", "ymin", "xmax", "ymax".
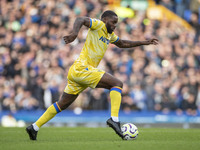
[{"xmin": 183, "ymin": 9, "xmax": 192, "ymax": 22}]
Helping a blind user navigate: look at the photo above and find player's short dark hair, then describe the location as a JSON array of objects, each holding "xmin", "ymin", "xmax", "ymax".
[{"xmin": 101, "ymin": 10, "xmax": 118, "ymax": 19}]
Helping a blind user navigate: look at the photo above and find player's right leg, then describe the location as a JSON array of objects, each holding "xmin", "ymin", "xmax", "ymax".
[
  {"xmin": 26, "ymin": 92, "xmax": 78, "ymax": 140},
  {"xmin": 26, "ymin": 64, "xmax": 86, "ymax": 140}
]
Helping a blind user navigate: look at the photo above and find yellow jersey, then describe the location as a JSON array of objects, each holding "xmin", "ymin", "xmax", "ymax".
[{"xmin": 74, "ymin": 18, "xmax": 119, "ymax": 67}]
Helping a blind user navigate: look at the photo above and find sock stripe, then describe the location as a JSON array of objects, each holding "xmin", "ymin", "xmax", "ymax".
[
  {"xmin": 56, "ymin": 102, "xmax": 62, "ymax": 112},
  {"xmin": 110, "ymin": 87, "xmax": 122, "ymax": 94},
  {"xmin": 53, "ymin": 102, "xmax": 61, "ymax": 113},
  {"xmin": 113, "ymin": 86, "xmax": 122, "ymax": 90}
]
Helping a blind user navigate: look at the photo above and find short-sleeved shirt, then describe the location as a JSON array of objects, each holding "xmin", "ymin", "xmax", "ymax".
[{"xmin": 74, "ymin": 18, "xmax": 119, "ymax": 67}]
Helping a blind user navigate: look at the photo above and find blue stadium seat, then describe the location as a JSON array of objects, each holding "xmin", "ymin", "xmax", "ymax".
[{"xmin": 184, "ymin": 9, "xmax": 192, "ymax": 22}]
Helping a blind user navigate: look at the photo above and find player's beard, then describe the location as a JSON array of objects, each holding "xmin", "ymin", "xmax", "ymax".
[{"xmin": 106, "ymin": 25, "xmax": 113, "ymax": 34}]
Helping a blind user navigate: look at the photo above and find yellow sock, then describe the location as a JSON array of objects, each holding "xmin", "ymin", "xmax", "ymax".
[
  {"xmin": 110, "ymin": 86, "xmax": 122, "ymax": 119},
  {"xmin": 35, "ymin": 102, "xmax": 62, "ymax": 128}
]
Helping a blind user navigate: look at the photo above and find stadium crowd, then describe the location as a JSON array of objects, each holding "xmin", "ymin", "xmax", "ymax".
[{"xmin": 0, "ymin": 0, "xmax": 200, "ymax": 116}]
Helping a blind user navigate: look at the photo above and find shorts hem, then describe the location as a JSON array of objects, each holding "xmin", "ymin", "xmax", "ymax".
[{"xmin": 93, "ymin": 71, "xmax": 105, "ymax": 88}]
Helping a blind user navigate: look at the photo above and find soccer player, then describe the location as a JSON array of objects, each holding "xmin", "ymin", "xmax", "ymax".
[{"xmin": 26, "ymin": 10, "xmax": 158, "ymax": 140}]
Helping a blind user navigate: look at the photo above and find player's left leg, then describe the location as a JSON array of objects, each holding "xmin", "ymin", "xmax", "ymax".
[
  {"xmin": 96, "ymin": 72, "xmax": 124, "ymax": 139},
  {"xmin": 77, "ymin": 67, "xmax": 123, "ymax": 138},
  {"xmin": 96, "ymin": 72, "xmax": 123, "ymax": 121}
]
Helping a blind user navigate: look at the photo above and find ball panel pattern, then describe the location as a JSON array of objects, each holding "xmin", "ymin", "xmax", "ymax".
[{"xmin": 121, "ymin": 123, "xmax": 139, "ymax": 140}]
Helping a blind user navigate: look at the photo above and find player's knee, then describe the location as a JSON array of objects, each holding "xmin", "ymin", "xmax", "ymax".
[{"xmin": 114, "ymin": 80, "xmax": 123, "ymax": 89}]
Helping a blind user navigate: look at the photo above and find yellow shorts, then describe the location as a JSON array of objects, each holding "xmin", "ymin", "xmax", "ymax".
[{"xmin": 64, "ymin": 64, "xmax": 105, "ymax": 95}]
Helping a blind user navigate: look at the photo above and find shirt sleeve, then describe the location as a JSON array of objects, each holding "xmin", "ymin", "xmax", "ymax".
[
  {"xmin": 110, "ymin": 32, "xmax": 119, "ymax": 43},
  {"xmin": 89, "ymin": 18, "xmax": 104, "ymax": 30}
]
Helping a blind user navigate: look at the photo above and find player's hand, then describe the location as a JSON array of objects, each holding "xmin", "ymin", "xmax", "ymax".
[
  {"xmin": 147, "ymin": 38, "xmax": 159, "ymax": 45},
  {"xmin": 63, "ymin": 33, "xmax": 77, "ymax": 44},
  {"xmin": 63, "ymin": 35, "xmax": 71, "ymax": 44}
]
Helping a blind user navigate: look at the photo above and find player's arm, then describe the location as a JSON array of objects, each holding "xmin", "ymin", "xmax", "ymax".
[
  {"xmin": 113, "ymin": 38, "xmax": 159, "ymax": 48},
  {"xmin": 63, "ymin": 17, "xmax": 90, "ymax": 44}
]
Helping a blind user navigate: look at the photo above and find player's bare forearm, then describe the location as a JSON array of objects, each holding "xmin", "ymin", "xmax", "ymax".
[
  {"xmin": 63, "ymin": 17, "xmax": 90, "ymax": 44},
  {"xmin": 114, "ymin": 38, "xmax": 159, "ymax": 48}
]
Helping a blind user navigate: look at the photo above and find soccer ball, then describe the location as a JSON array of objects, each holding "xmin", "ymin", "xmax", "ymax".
[{"xmin": 121, "ymin": 123, "xmax": 139, "ymax": 140}]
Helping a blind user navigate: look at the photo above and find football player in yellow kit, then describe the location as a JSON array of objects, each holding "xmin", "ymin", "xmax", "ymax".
[{"xmin": 26, "ymin": 10, "xmax": 158, "ymax": 140}]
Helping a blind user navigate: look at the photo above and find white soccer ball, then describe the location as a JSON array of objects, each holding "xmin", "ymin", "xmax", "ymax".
[{"xmin": 121, "ymin": 123, "xmax": 139, "ymax": 140}]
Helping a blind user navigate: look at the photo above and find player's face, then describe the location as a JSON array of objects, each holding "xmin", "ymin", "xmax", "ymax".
[{"xmin": 105, "ymin": 16, "xmax": 118, "ymax": 34}]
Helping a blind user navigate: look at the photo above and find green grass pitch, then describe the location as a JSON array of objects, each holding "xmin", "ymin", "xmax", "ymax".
[{"xmin": 0, "ymin": 127, "xmax": 200, "ymax": 150}]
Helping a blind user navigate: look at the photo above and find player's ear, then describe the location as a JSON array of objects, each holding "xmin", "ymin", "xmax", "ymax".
[{"xmin": 101, "ymin": 17, "xmax": 107, "ymax": 23}]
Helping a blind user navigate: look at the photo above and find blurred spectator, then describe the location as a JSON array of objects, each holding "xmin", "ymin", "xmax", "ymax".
[
  {"xmin": 88, "ymin": 89, "xmax": 109, "ymax": 110},
  {"xmin": 189, "ymin": 12, "xmax": 200, "ymax": 42},
  {"xmin": 180, "ymin": 88, "xmax": 197, "ymax": 116},
  {"xmin": 143, "ymin": 76, "xmax": 156, "ymax": 111},
  {"xmin": 130, "ymin": 84, "xmax": 147, "ymax": 111},
  {"xmin": 0, "ymin": 0, "xmax": 199, "ymax": 116},
  {"xmin": 17, "ymin": 89, "xmax": 39, "ymax": 110}
]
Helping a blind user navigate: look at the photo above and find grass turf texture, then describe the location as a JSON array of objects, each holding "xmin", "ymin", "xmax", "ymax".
[{"xmin": 0, "ymin": 127, "xmax": 200, "ymax": 150}]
